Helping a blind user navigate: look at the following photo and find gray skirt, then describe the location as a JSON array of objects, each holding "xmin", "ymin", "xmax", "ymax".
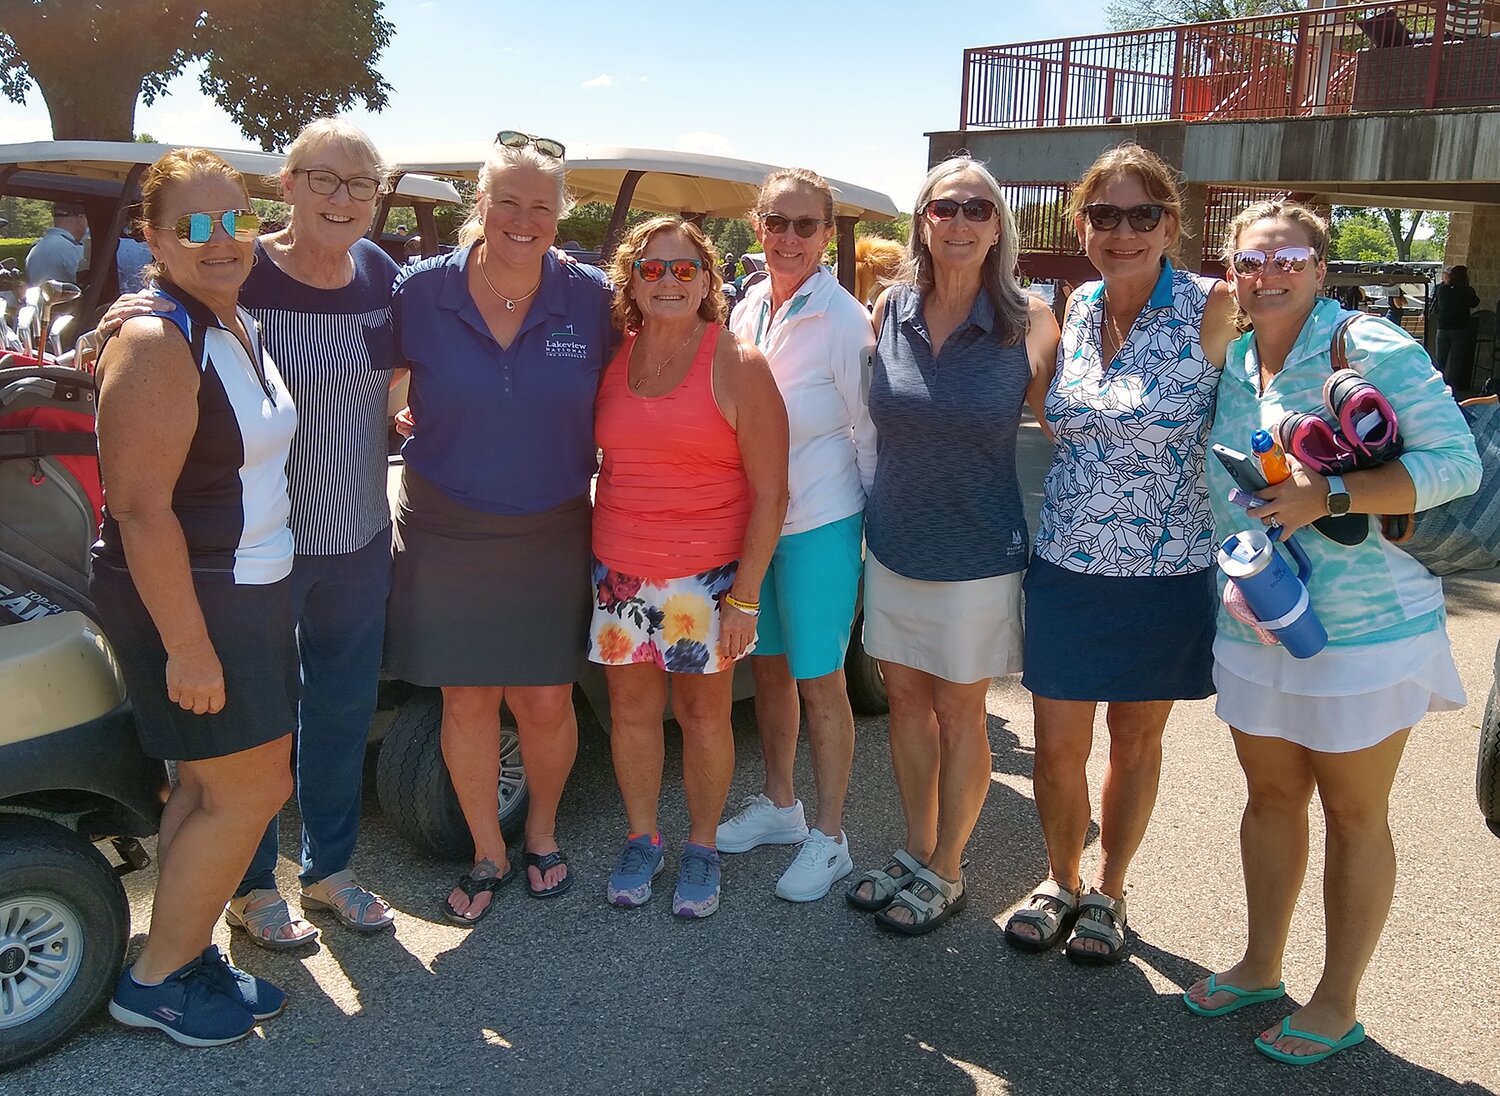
[{"xmin": 385, "ymin": 468, "xmax": 592, "ymax": 687}]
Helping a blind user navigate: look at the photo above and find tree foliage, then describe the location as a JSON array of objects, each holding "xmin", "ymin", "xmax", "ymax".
[
  {"xmin": 1329, "ymin": 207, "xmax": 1446, "ymax": 262},
  {"xmin": 1106, "ymin": 0, "xmax": 1304, "ymax": 30},
  {"xmin": 0, "ymin": 1, "xmax": 393, "ymax": 148}
]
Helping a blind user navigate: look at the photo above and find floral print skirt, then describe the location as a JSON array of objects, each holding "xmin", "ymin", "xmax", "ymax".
[{"xmin": 587, "ymin": 557, "xmax": 752, "ymax": 674}]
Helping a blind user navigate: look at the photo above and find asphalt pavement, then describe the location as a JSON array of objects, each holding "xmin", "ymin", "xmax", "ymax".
[{"xmin": 10, "ymin": 416, "xmax": 1500, "ymax": 1095}]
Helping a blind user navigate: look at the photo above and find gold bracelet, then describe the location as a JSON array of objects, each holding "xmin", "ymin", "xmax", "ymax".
[{"xmin": 723, "ymin": 594, "xmax": 760, "ymax": 616}]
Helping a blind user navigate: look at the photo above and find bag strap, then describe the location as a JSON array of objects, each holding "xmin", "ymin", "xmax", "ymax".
[
  {"xmin": 1328, "ymin": 313, "xmax": 1366, "ymax": 372},
  {"xmin": 0, "ymin": 427, "xmax": 97, "ymax": 460}
]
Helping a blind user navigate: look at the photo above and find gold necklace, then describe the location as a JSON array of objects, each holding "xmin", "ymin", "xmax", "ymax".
[
  {"xmin": 1101, "ymin": 290, "xmax": 1141, "ymax": 362},
  {"xmin": 477, "ymin": 246, "xmax": 542, "ymax": 312},
  {"xmin": 632, "ymin": 322, "xmax": 702, "ymax": 391}
]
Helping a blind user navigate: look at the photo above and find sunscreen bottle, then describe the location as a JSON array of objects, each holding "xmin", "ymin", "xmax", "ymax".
[{"xmin": 1251, "ymin": 429, "xmax": 1291, "ymax": 485}]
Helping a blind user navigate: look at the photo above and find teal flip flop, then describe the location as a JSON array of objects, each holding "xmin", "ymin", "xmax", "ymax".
[
  {"xmin": 1254, "ymin": 1017, "xmax": 1366, "ymax": 1065},
  {"xmin": 1182, "ymin": 973, "xmax": 1288, "ymax": 1017}
]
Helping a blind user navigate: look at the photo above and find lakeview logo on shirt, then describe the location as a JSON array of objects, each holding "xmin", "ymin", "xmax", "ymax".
[{"xmin": 546, "ymin": 324, "xmax": 590, "ymax": 359}]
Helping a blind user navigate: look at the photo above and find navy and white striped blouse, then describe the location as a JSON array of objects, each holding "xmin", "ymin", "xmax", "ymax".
[{"xmin": 241, "ymin": 238, "xmax": 402, "ymax": 556}]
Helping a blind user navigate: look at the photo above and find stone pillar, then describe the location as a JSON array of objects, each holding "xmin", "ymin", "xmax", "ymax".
[
  {"xmin": 1180, "ymin": 182, "xmax": 1209, "ymax": 272},
  {"xmin": 1445, "ymin": 209, "xmax": 1500, "ymax": 313}
]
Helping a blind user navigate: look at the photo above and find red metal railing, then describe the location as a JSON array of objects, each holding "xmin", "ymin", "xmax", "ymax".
[
  {"xmin": 961, "ymin": 0, "xmax": 1500, "ymax": 129},
  {"xmin": 1006, "ymin": 183, "xmax": 1290, "ymax": 267}
]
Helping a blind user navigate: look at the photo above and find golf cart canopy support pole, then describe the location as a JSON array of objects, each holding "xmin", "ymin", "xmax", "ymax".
[{"xmin": 603, "ymin": 171, "xmax": 645, "ymax": 261}]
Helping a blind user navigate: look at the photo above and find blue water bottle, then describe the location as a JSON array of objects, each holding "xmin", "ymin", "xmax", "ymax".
[{"xmin": 1217, "ymin": 529, "xmax": 1327, "ymax": 659}]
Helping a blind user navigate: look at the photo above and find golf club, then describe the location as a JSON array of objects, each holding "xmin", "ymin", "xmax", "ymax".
[{"xmin": 36, "ymin": 279, "xmax": 81, "ymax": 362}]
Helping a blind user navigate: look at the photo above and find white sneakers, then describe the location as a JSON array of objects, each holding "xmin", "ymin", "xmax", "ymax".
[
  {"xmin": 774, "ymin": 828, "xmax": 853, "ymax": 903},
  {"xmin": 716, "ymin": 794, "xmax": 853, "ymax": 901},
  {"xmin": 716, "ymin": 794, "xmax": 809, "ymax": 853}
]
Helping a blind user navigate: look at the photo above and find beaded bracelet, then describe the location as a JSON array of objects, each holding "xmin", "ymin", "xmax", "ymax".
[{"xmin": 723, "ymin": 594, "xmax": 760, "ymax": 616}]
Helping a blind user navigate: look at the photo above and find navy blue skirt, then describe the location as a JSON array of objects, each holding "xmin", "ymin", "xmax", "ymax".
[{"xmin": 1022, "ymin": 557, "xmax": 1216, "ymax": 702}]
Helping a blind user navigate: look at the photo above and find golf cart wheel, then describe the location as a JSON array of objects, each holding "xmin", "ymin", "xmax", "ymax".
[
  {"xmin": 1478, "ymin": 680, "xmax": 1500, "ymax": 834},
  {"xmin": 0, "ymin": 815, "xmax": 129, "ymax": 1070},
  {"xmin": 844, "ymin": 611, "xmax": 889, "ymax": 716},
  {"xmin": 375, "ymin": 688, "xmax": 529, "ymax": 860}
]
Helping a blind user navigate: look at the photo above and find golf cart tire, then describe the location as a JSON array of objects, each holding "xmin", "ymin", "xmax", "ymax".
[
  {"xmin": 375, "ymin": 688, "xmax": 528, "ymax": 860},
  {"xmin": 844, "ymin": 612, "xmax": 889, "ymax": 716},
  {"xmin": 0, "ymin": 815, "xmax": 129, "ymax": 1071},
  {"xmin": 1479, "ymin": 680, "xmax": 1500, "ymax": 830}
]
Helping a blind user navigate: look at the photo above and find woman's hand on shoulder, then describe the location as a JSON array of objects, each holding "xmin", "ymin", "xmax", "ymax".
[
  {"xmin": 1201, "ymin": 278, "xmax": 1238, "ymax": 369},
  {"xmin": 97, "ymin": 290, "xmax": 172, "ymax": 345}
]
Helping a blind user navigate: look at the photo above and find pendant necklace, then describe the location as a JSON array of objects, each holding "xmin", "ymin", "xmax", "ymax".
[
  {"xmin": 633, "ymin": 322, "xmax": 702, "ymax": 391},
  {"xmin": 477, "ymin": 245, "xmax": 541, "ymax": 312}
]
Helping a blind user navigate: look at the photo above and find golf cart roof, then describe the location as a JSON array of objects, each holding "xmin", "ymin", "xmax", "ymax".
[
  {"xmin": 390, "ymin": 143, "xmax": 900, "ymax": 222},
  {"xmin": 0, "ymin": 140, "xmax": 462, "ymax": 204}
]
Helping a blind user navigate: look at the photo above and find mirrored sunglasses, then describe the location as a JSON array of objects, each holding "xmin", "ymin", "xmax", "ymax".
[
  {"xmin": 295, "ymin": 168, "xmax": 381, "ymax": 201},
  {"xmin": 496, "ymin": 130, "xmax": 566, "ymax": 159},
  {"xmin": 633, "ymin": 258, "xmax": 704, "ymax": 283},
  {"xmin": 760, "ymin": 213, "xmax": 830, "ymax": 238},
  {"xmin": 170, "ymin": 209, "xmax": 260, "ymax": 247},
  {"xmin": 1230, "ymin": 246, "xmax": 1316, "ymax": 275},
  {"xmin": 922, "ymin": 197, "xmax": 998, "ymax": 223},
  {"xmin": 1083, "ymin": 203, "xmax": 1166, "ymax": 232}
]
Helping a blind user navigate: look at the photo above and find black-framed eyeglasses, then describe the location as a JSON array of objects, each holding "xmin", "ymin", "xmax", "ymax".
[
  {"xmin": 633, "ymin": 258, "xmax": 704, "ymax": 283},
  {"xmin": 1230, "ymin": 246, "xmax": 1317, "ymax": 276},
  {"xmin": 294, "ymin": 168, "xmax": 382, "ymax": 201},
  {"xmin": 496, "ymin": 130, "xmax": 566, "ymax": 159},
  {"xmin": 759, "ymin": 213, "xmax": 830, "ymax": 238},
  {"xmin": 1083, "ymin": 203, "xmax": 1166, "ymax": 232},
  {"xmin": 167, "ymin": 208, "xmax": 261, "ymax": 247},
  {"xmin": 921, "ymin": 198, "xmax": 998, "ymax": 223}
]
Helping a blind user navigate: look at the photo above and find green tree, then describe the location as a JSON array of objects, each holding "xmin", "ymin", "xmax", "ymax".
[
  {"xmin": 855, "ymin": 214, "xmax": 911, "ymax": 244},
  {"xmin": 1330, "ymin": 207, "xmax": 1444, "ymax": 262},
  {"xmin": 0, "ymin": 1, "xmax": 393, "ymax": 148},
  {"xmin": 0, "ymin": 196, "xmax": 55, "ymax": 237},
  {"xmin": 1106, "ymin": 0, "xmax": 1303, "ymax": 30},
  {"xmin": 709, "ymin": 218, "xmax": 754, "ymax": 261},
  {"xmin": 1328, "ymin": 209, "xmax": 1396, "ymax": 261}
]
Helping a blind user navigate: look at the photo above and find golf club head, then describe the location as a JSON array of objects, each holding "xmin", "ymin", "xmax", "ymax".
[
  {"xmin": 36, "ymin": 280, "xmax": 81, "ymax": 361},
  {"xmin": 22, "ymin": 286, "xmax": 39, "ymax": 308},
  {"xmin": 0, "ymin": 216, "xmax": 9, "ymax": 232},
  {"xmin": 16, "ymin": 303, "xmax": 36, "ymax": 358},
  {"xmin": 0, "ymin": 269, "xmax": 24, "ymax": 294},
  {"xmin": 47, "ymin": 313, "xmax": 75, "ymax": 356}
]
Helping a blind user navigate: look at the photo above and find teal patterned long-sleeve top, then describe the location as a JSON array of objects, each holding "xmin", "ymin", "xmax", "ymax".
[{"xmin": 1209, "ymin": 297, "xmax": 1482, "ymax": 647}]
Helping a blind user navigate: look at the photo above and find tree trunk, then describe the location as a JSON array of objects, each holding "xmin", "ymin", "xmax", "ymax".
[{"xmin": 34, "ymin": 70, "xmax": 140, "ymax": 141}]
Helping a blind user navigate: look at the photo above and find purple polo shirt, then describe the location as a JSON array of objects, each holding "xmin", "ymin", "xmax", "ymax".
[{"xmin": 391, "ymin": 246, "xmax": 614, "ymax": 515}]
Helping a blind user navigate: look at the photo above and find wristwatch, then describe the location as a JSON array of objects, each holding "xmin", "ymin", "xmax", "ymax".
[{"xmin": 1325, "ymin": 475, "xmax": 1352, "ymax": 517}]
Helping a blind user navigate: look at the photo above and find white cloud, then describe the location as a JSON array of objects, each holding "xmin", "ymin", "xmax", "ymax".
[
  {"xmin": 673, "ymin": 131, "xmax": 734, "ymax": 157},
  {"xmin": 0, "ymin": 110, "xmax": 52, "ymax": 143},
  {"xmin": 581, "ymin": 73, "xmax": 614, "ymax": 89}
]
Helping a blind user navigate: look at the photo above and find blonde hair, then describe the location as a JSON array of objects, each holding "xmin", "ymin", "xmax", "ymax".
[
  {"xmin": 755, "ymin": 167, "xmax": 835, "ymax": 223},
  {"xmin": 457, "ymin": 139, "xmax": 572, "ymax": 248},
  {"xmin": 1068, "ymin": 143, "xmax": 1185, "ymax": 262},
  {"xmin": 1220, "ymin": 199, "xmax": 1329, "ymax": 264},
  {"xmin": 280, "ymin": 117, "xmax": 389, "ymax": 195},
  {"xmin": 606, "ymin": 216, "xmax": 726, "ymax": 331},
  {"xmin": 905, "ymin": 155, "xmax": 1030, "ymax": 346},
  {"xmin": 137, "ymin": 147, "xmax": 251, "ymax": 282}
]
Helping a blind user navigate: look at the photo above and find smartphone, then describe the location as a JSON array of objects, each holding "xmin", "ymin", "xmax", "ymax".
[{"xmin": 1212, "ymin": 443, "xmax": 1270, "ymax": 493}]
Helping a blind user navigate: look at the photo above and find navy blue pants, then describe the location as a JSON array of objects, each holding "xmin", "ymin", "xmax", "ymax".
[{"xmin": 239, "ymin": 528, "xmax": 392, "ymax": 893}]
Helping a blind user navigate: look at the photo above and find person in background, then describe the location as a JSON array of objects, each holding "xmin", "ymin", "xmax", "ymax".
[
  {"xmin": 1004, "ymin": 143, "xmax": 1237, "ymax": 965},
  {"xmin": 1433, "ymin": 264, "xmax": 1480, "ymax": 388},
  {"xmin": 1185, "ymin": 200, "xmax": 1479, "ymax": 1066},
  {"xmin": 591, "ymin": 216, "xmax": 788, "ymax": 919},
  {"xmin": 846, "ymin": 155, "xmax": 1059, "ymax": 935},
  {"xmin": 92, "ymin": 148, "xmax": 295, "ymax": 1046},
  {"xmin": 1384, "ymin": 290, "xmax": 1406, "ymax": 328},
  {"xmin": 115, "ymin": 229, "xmax": 153, "ymax": 294},
  {"xmin": 25, "ymin": 201, "xmax": 87, "ymax": 285},
  {"xmin": 717, "ymin": 168, "xmax": 875, "ymax": 902}
]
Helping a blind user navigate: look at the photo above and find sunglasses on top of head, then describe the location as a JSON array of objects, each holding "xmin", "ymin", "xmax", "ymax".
[
  {"xmin": 167, "ymin": 208, "xmax": 261, "ymax": 247},
  {"xmin": 1230, "ymin": 246, "xmax": 1317, "ymax": 276},
  {"xmin": 758, "ymin": 212, "xmax": 830, "ymax": 238},
  {"xmin": 1083, "ymin": 203, "xmax": 1166, "ymax": 232},
  {"xmin": 496, "ymin": 130, "xmax": 566, "ymax": 159},
  {"xmin": 921, "ymin": 197, "xmax": 997, "ymax": 223},
  {"xmin": 633, "ymin": 258, "xmax": 704, "ymax": 283}
]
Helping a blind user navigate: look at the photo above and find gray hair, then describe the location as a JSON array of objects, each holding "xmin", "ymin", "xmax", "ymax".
[
  {"xmin": 904, "ymin": 155, "xmax": 1030, "ymax": 346},
  {"xmin": 279, "ymin": 117, "xmax": 389, "ymax": 194},
  {"xmin": 457, "ymin": 140, "xmax": 573, "ymax": 247}
]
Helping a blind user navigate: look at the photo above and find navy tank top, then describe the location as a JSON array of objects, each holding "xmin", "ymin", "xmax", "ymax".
[{"xmin": 866, "ymin": 283, "xmax": 1031, "ymax": 582}]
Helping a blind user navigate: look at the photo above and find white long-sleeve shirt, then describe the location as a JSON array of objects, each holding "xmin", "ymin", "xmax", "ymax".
[{"xmin": 731, "ymin": 268, "xmax": 877, "ymax": 536}]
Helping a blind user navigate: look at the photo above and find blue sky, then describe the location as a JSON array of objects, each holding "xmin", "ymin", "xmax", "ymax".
[{"xmin": 1, "ymin": 0, "xmax": 1110, "ymax": 210}]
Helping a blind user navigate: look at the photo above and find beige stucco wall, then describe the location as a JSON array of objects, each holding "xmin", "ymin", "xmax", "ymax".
[{"xmin": 1446, "ymin": 209, "xmax": 1500, "ymax": 312}]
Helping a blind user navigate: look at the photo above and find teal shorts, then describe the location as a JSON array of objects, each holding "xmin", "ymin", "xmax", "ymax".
[{"xmin": 755, "ymin": 512, "xmax": 864, "ymax": 680}]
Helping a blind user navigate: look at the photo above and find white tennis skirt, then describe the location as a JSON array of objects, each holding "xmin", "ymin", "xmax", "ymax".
[
  {"xmin": 1213, "ymin": 627, "xmax": 1466, "ymax": 754},
  {"xmin": 862, "ymin": 553, "xmax": 1024, "ymax": 685}
]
